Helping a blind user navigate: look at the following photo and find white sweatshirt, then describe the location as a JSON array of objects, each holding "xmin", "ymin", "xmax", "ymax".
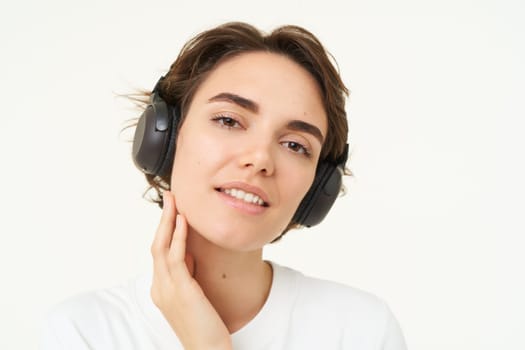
[{"xmin": 40, "ymin": 262, "xmax": 407, "ymax": 349}]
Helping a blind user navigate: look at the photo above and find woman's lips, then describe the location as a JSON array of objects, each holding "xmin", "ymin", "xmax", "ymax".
[
  {"xmin": 216, "ymin": 189, "xmax": 268, "ymax": 215},
  {"xmin": 214, "ymin": 181, "xmax": 271, "ymax": 215}
]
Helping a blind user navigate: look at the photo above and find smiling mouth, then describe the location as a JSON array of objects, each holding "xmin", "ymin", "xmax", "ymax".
[{"xmin": 216, "ymin": 188, "xmax": 269, "ymax": 207}]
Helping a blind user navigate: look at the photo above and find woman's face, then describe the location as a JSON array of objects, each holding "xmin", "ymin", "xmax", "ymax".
[{"xmin": 170, "ymin": 52, "xmax": 327, "ymax": 252}]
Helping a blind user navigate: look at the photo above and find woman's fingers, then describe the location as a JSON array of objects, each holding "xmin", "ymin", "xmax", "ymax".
[
  {"xmin": 167, "ymin": 213, "xmax": 195, "ymax": 281},
  {"xmin": 185, "ymin": 252, "xmax": 195, "ymax": 277},
  {"xmin": 151, "ymin": 191, "xmax": 177, "ymax": 275},
  {"xmin": 151, "ymin": 191, "xmax": 191, "ymax": 278},
  {"xmin": 168, "ymin": 214, "xmax": 188, "ymax": 261}
]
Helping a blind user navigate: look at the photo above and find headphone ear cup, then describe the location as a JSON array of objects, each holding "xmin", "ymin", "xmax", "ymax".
[
  {"xmin": 132, "ymin": 98, "xmax": 179, "ymax": 177},
  {"xmin": 156, "ymin": 114, "xmax": 179, "ymax": 177},
  {"xmin": 292, "ymin": 161, "xmax": 343, "ymax": 227}
]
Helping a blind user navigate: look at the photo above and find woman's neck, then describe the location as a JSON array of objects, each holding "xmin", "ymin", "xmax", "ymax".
[{"xmin": 185, "ymin": 229, "xmax": 273, "ymax": 333}]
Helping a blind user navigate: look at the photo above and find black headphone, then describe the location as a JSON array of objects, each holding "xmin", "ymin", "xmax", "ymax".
[{"xmin": 132, "ymin": 77, "xmax": 348, "ymax": 227}]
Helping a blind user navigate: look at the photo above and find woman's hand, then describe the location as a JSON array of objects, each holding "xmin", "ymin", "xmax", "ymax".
[{"xmin": 150, "ymin": 191, "xmax": 232, "ymax": 350}]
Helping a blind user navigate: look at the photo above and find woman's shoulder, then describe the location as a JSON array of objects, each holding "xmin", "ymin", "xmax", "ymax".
[
  {"xmin": 46, "ymin": 276, "xmax": 139, "ymax": 323},
  {"xmin": 268, "ymin": 262, "xmax": 407, "ymax": 349},
  {"xmin": 40, "ymin": 274, "xmax": 160, "ymax": 349},
  {"xmin": 272, "ymin": 261, "xmax": 387, "ymax": 313}
]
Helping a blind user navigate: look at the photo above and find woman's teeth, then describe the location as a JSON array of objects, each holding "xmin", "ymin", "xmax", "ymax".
[{"xmin": 223, "ymin": 188, "xmax": 265, "ymax": 206}]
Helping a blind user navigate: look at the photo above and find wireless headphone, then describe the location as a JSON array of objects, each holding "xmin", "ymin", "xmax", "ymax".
[{"xmin": 132, "ymin": 77, "xmax": 348, "ymax": 227}]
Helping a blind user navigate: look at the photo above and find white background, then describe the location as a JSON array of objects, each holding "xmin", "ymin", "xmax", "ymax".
[{"xmin": 1, "ymin": 0, "xmax": 524, "ymax": 348}]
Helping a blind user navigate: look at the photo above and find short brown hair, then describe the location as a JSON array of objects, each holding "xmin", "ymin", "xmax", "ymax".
[{"xmin": 135, "ymin": 22, "xmax": 349, "ymax": 238}]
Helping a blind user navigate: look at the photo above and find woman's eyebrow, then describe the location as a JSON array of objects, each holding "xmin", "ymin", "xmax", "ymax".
[
  {"xmin": 286, "ymin": 120, "xmax": 324, "ymax": 144},
  {"xmin": 208, "ymin": 92, "xmax": 259, "ymax": 113}
]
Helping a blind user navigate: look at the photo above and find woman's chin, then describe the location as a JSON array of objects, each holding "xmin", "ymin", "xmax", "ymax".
[{"xmin": 188, "ymin": 223, "xmax": 275, "ymax": 253}]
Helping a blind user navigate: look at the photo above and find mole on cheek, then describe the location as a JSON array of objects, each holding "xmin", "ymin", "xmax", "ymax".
[{"xmin": 222, "ymin": 273, "xmax": 227, "ymax": 279}]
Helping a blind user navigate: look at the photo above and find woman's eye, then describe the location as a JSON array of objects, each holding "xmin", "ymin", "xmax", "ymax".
[
  {"xmin": 212, "ymin": 115, "xmax": 241, "ymax": 129},
  {"xmin": 282, "ymin": 141, "xmax": 311, "ymax": 157}
]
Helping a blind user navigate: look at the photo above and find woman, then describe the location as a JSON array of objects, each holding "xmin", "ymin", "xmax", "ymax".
[{"xmin": 41, "ymin": 22, "xmax": 407, "ymax": 349}]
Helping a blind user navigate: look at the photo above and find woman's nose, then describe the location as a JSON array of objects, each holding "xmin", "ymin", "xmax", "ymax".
[{"xmin": 238, "ymin": 140, "xmax": 275, "ymax": 176}]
